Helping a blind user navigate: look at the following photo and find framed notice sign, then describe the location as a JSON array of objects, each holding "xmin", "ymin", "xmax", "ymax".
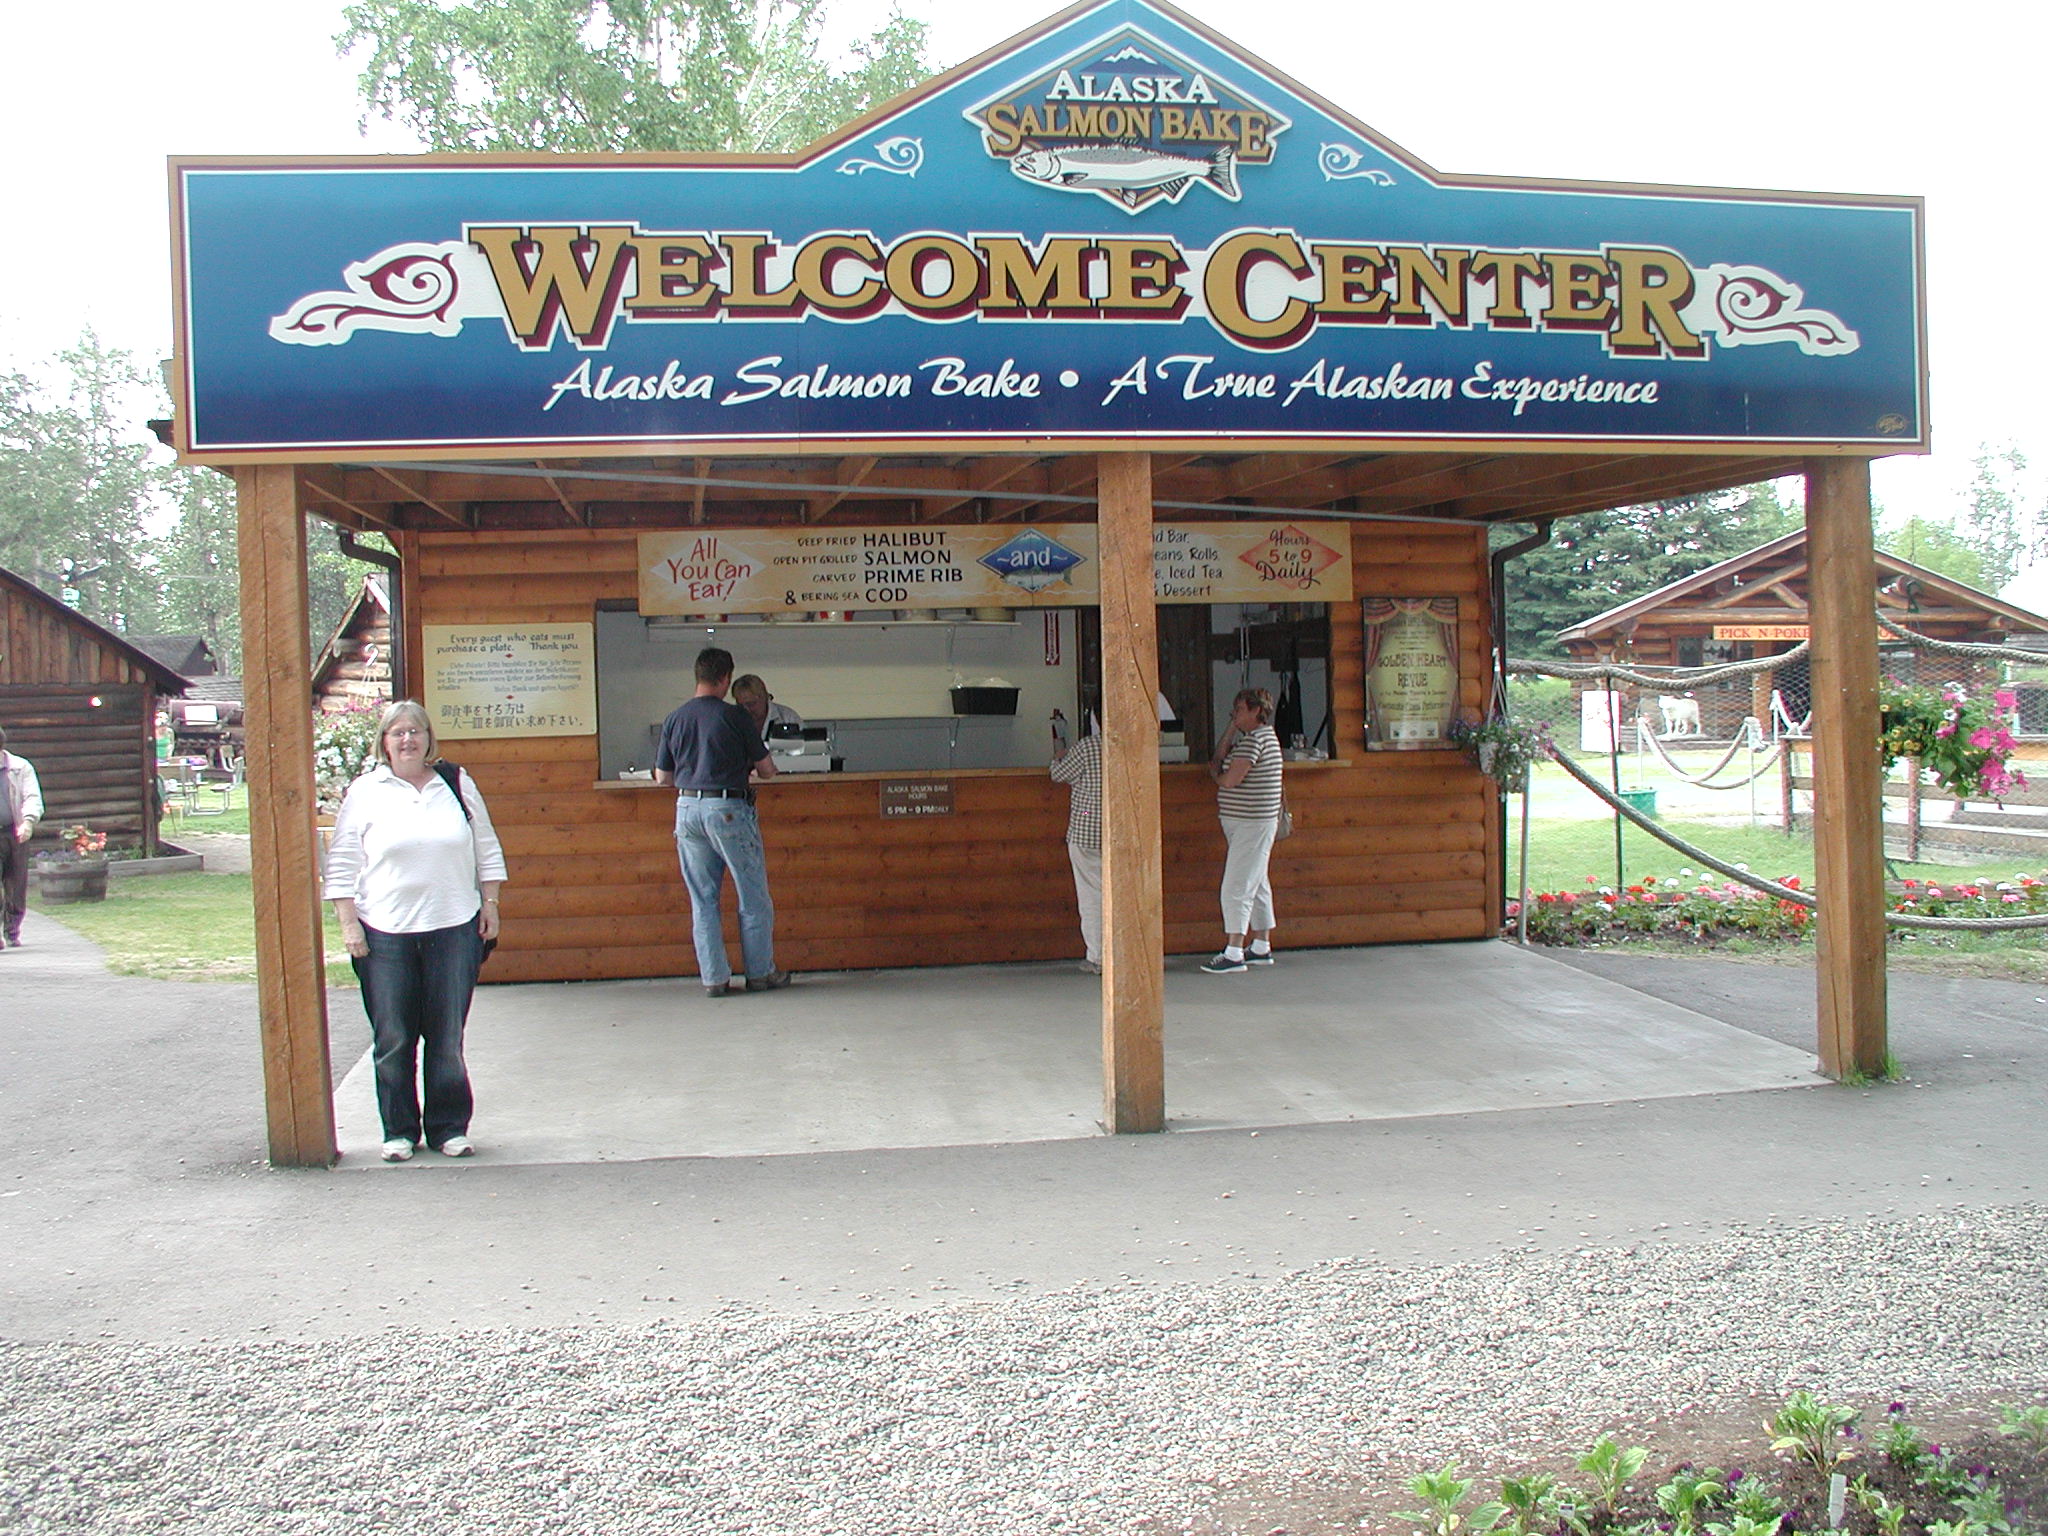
[
  {"xmin": 424, "ymin": 623, "xmax": 597, "ymax": 740},
  {"xmin": 1363, "ymin": 597, "xmax": 1460, "ymax": 749}
]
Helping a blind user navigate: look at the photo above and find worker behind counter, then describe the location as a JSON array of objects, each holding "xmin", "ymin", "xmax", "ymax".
[{"xmin": 731, "ymin": 674, "xmax": 802, "ymax": 739}]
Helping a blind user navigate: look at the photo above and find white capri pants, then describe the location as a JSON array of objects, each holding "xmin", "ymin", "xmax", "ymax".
[
  {"xmin": 1067, "ymin": 841, "xmax": 1103, "ymax": 964},
  {"xmin": 1218, "ymin": 814, "xmax": 1279, "ymax": 935}
]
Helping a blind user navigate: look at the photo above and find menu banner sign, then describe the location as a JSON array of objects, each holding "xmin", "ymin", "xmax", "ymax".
[
  {"xmin": 638, "ymin": 521, "xmax": 1351, "ymax": 614},
  {"xmin": 424, "ymin": 623, "xmax": 597, "ymax": 739}
]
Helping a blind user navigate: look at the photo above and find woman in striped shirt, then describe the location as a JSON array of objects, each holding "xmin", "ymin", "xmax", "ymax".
[{"xmin": 1203, "ymin": 688, "xmax": 1284, "ymax": 974}]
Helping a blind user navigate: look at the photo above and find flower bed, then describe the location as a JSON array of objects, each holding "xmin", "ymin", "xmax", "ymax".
[
  {"xmin": 1510, "ymin": 871, "xmax": 2048, "ymax": 947},
  {"xmin": 1388, "ymin": 1394, "xmax": 2048, "ymax": 1536}
]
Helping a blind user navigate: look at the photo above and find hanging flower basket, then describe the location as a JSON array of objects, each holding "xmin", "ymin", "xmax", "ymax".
[{"xmin": 1448, "ymin": 714, "xmax": 1552, "ymax": 793}]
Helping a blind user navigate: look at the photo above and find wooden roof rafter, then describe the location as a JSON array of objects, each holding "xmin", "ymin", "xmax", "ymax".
[
  {"xmin": 366, "ymin": 466, "xmax": 472, "ymax": 529},
  {"xmin": 298, "ymin": 469, "xmax": 399, "ymax": 532},
  {"xmin": 807, "ymin": 456, "xmax": 879, "ymax": 522},
  {"xmin": 535, "ymin": 461, "xmax": 589, "ymax": 528}
]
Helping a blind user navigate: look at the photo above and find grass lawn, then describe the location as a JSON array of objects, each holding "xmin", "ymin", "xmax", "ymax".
[
  {"xmin": 33, "ymin": 871, "xmax": 355, "ymax": 986},
  {"xmin": 1514, "ymin": 815, "xmax": 2044, "ymax": 896},
  {"xmin": 161, "ymin": 782, "xmax": 251, "ymax": 837}
]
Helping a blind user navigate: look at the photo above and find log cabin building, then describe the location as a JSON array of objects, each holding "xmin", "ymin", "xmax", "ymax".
[
  {"xmin": 170, "ymin": 0, "xmax": 1927, "ymax": 1162},
  {"xmin": 312, "ymin": 575, "xmax": 394, "ymax": 716},
  {"xmin": 0, "ymin": 566, "xmax": 188, "ymax": 855},
  {"xmin": 1557, "ymin": 530, "xmax": 2048, "ymax": 741}
]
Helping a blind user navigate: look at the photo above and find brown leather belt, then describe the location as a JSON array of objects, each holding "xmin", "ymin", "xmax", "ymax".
[{"xmin": 677, "ymin": 787, "xmax": 753, "ymax": 801}]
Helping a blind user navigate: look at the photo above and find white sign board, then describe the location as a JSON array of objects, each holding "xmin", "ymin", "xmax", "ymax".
[{"xmin": 424, "ymin": 624, "xmax": 597, "ymax": 740}]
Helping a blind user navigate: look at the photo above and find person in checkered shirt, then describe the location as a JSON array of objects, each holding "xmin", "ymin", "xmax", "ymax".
[{"xmin": 1050, "ymin": 722, "xmax": 1103, "ymax": 975}]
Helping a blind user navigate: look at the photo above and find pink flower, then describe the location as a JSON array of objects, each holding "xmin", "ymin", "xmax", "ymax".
[
  {"xmin": 1969, "ymin": 726, "xmax": 1997, "ymax": 749},
  {"xmin": 1994, "ymin": 689, "xmax": 2018, "ymax": 710}
]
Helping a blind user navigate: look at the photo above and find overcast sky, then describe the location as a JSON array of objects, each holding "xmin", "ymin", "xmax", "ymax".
[{"xmin": 5, "ymin": 0, "xmax": 2040, "ymax": 542}]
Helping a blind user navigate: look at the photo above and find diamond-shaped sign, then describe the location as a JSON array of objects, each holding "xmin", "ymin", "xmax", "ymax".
[
  {"xmin": 1238, "ymin": 524, "xmax": 1342, "ymax": 589},
  {"xmin": 979, "ymin": 529, "xmax": 1088, "ymax": 593}
]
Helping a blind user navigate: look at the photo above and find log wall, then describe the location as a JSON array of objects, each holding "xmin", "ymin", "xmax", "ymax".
[
  {"xmin": 2, "ymin": 580, "xmax": 167, "ymax": 853},
  {"xmin": 403, "ymin": 519, "xmax": 1500, "ymax": 983}
]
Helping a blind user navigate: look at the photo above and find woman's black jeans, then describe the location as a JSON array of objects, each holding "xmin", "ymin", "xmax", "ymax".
[{"xmin": 352, "ymin": 918, "xmax": 481, "ymax": 1148}]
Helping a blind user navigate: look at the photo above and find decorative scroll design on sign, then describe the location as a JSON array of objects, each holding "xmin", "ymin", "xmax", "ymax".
[
  {"xmin": 1690, "ymin": 264, "xmax": 1859, "ymax": 356},
  {"xmin": 269, "ymin": 241, "xmax": 501, "ymax": 346},
  {"xmin": 837, "ymin": 136, "xmax": 923, "ymax": 177},
  {"xmin": 1319, "ymin": 144, "xmax": 1395, "ymax": 185}
]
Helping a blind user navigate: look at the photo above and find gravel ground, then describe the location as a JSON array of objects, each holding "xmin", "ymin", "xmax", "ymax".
[{"xmin": 5, "ymin": 1204, "xmax": 2042, "ymax": 1536}]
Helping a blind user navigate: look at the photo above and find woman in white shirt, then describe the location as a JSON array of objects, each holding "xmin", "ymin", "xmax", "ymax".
[
  {"xmin": 1202, "ymin": 688, "xmax": 1284, "ymax": 975},
  {"xmin": 323, "ymin": 700, "xmax": 507, "ymax": 1162}
]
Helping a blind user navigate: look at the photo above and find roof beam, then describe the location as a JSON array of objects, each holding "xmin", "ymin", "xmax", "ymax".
[
  {"xmin": 298, "ymin": 470, "xmax": 398, "ymax": 531},
  {"xmin": 366, "ymin": 466, "xmax": 471, "ymax": 528},
  {"xmin": 807, "ymin": 456, "xmax": 879, "ymax": 522}
]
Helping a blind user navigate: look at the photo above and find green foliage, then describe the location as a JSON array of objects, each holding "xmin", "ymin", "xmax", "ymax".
[
  {"xmin": 0, "ymin": 333, "xmax": 165, "ymax": 632},
  {"xmin": 1393, "ymin": 1463, "xmax": 1505, "ymax": 1536},
  {"xmin": 1995, "ymin": 1402, "xmax": 2048, "ymax": 1447},
  {"xmin": 314, "ymin": 705, "xmax": 384, "ymax": 811},
  {"xmin": 1879, "ymin": 515, "xmax": 1986, "ymax": 587},
  {"xmin": 1879, "ymin": 1404, "xmax": 1930, "ymax": 1474},
  {"xmin": 1852, "ymin": 1477, "xmax": 1908, "ymax": 1536},
  {"xmin": 338, "ymin": 0, "xmax": 931, "ymax": 154},
  {"xmin": 1496, "ymin": 481, "xmax": 1798, "ymax": 660},
  {"xmin": 1879, "ymin": 680, "xmax": 2027, "ymax": 800},
  {"xmin": 1703, "ymin": 1518, "xmax": 1782, "ymax": 1536},
  {"xmin": 1656, "ymin": 1465, "xmax": 1729, "ymax": 1534},
  {"xmin": 1450, "ymin": 712, "xmax": 1551, "ymax": 792},
  {"xmin": 1960, "ymin": 444, "xmax": 2035, "ymax": 593},
  {"xmin": 1767, "ymin": 1390, "xmax": 1859, "ymax": 1472},
  {"xmin": 1576, "ymin": 1434, "xmax": 1650, "ymax": 1512},
  {"xmin": 0, "ymin": 331, "xmax": 377, "ymax": 671},
  {"xmin": 1494, "ymin": 1472, "xmax": 1560, "ymax": 1536},
  {"xmin": 1728, "ymin": 1476, "xmax": 1786, "ymax": 1524}
]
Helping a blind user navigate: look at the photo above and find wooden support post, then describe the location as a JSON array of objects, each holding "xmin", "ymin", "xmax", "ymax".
[
  {"xmin": 1804, "ymin": 457, "xmax": 1887, "ymax": 1079},
  {"xmin": 1097, "ymin": 451, "xmax": 1165, "ymax": 1133},
  {"xmin": 236, "ymin": 465, "xmax": 336, "ymax": 1166}
]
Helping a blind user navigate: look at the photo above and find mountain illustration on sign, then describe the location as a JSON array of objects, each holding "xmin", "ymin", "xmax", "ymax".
[
  {"xmin": 978, "ymin": 531, "xmax": 1087, "ymax": 593},
  {"xmin": 1010, "ymin": 142, "xmax": 1238, "ymax": 207}
]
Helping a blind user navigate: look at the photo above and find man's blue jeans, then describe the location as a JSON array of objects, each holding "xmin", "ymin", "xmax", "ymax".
[
  {"xmin": 351, "ymin": 919, "xmax": 481, "ymax": 1147},
  {"xmin": 674, "ymin": 796, "xmax": 776, "ymax": 987}
]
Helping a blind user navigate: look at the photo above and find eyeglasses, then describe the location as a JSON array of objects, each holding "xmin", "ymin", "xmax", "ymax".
[{"xmin": 386, "ymin": 727, "xmax": 426, "ymax": 740}]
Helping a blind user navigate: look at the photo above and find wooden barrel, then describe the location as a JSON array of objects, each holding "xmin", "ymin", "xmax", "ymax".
[{"xmin": 34, "ymin": 858, "xmax": 110, "ymax": 904}]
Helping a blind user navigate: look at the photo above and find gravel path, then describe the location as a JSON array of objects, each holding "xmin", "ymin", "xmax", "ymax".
[{"xmin": 5, "ymin": 1204, "xmax": 2042, "ymax": 1535}]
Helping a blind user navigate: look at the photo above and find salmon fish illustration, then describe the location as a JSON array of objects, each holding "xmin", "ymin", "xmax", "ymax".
[{"xmin": 1009, "ymin": 142, "xmax": 1240, "ymax": 207}]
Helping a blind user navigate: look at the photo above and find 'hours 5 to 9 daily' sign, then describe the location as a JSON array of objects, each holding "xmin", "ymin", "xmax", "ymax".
[
  {"xmin": 638, "ymin": 521, "xmax": 1352, "ymax": 614},
  {"xmin": 171, "ymin": 0, "xmax": 1922, "ymax": 461}
]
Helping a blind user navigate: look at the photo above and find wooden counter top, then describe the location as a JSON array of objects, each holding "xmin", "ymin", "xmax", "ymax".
[{"xmin": 594, "ymin": 757, "xmax": 1356, "ymax": 789}]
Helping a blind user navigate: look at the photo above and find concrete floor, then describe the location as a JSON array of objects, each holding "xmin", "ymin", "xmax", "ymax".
[{"xmin": 333, "ymin": 940, "xmax": 1820, "ymax": 1166}]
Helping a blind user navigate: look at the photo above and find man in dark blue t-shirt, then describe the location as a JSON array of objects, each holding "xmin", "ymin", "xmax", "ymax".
[{"xmin": 653, "ymin": 647, "xmax": 789, "ymax": 998}]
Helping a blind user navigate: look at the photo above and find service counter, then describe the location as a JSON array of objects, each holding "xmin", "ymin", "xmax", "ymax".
[{"xmin": 416, "ymin": 520, "xmax": 1502, "ymax": 987}]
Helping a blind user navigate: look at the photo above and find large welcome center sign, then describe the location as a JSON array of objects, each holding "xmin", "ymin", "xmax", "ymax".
[{"xmin": 172, "ymin": 0, "xmax": 1923, "ymax": 461}]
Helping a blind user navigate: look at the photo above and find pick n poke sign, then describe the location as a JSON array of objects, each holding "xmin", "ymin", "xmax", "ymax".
[{"xmin": 170, "ymin": 0, "xmax": 1924, "ymax": 461}]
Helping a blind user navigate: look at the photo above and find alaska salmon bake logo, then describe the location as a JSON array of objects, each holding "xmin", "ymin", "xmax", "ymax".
[{"xmin": 964, "ymin": 27, "xmax": 1290, "ymax": 213}]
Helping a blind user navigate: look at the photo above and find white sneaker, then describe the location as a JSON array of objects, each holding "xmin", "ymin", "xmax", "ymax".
[
  {"xmin": 380, "ymin": 1139, "xmax": 415, "ymax": 1162},
  {"xmin": 1079, "ymin": 959, "xmax": 1102, "ymax": 975},
  {"xmin": 437, "ymin": 1136, "xmax": 475, "ymax": 1158}
]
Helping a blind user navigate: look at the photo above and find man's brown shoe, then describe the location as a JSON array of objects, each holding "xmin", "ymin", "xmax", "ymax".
[{"xmin": 745, "ymin": 970, "xmax": 793, "ymax": 992}]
